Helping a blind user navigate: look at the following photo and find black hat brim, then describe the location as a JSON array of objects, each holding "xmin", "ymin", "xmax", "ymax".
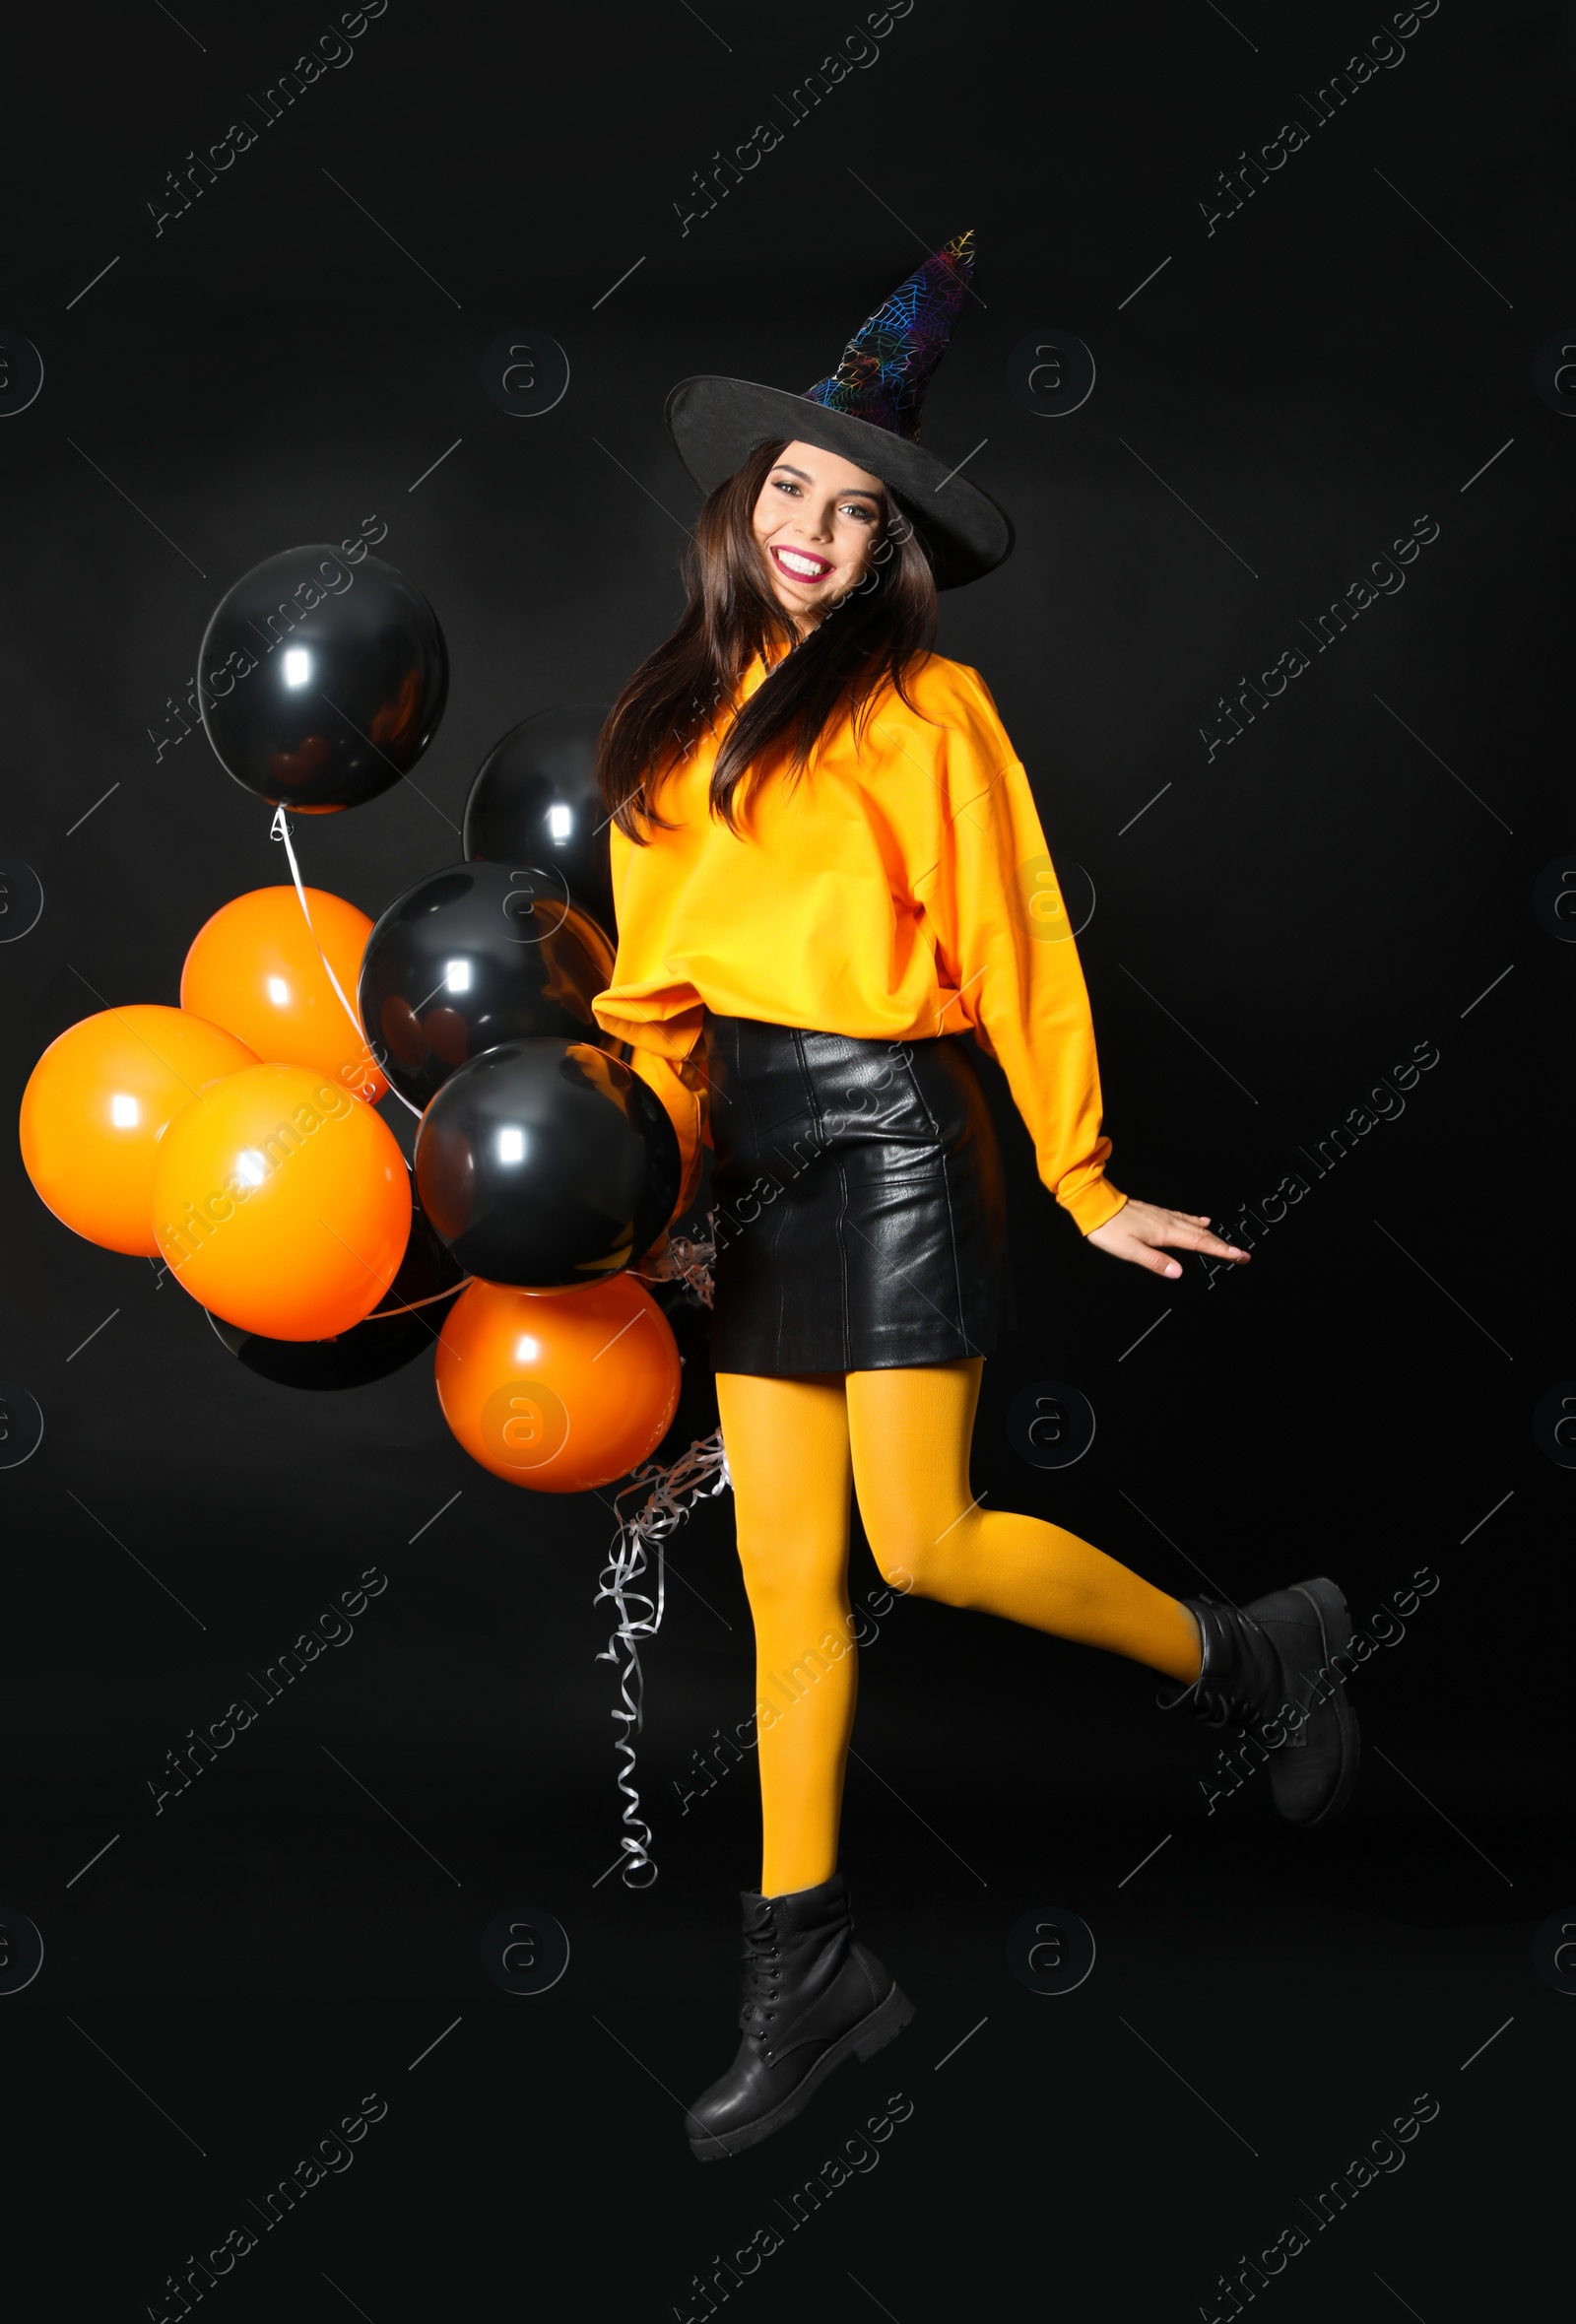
[{"xmin": 665, "ymin": 376, "xmax": 1014, "ymax": 590}]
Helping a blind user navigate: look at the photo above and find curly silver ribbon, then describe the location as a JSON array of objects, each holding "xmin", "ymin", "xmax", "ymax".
[
  {"xmin": 593, "ymin": 1421, "xmax": 731, "ymax": 1887},
  {"xmin": 592, "ymin": 1212, "xmax": 721, "ymax": 1882},
  {"xmin": 631, "ymin": 1220, "xmax": 717, "ymax": 1308},
  {"xmin": 275, "ymin": 802, "xmax": 737, "ymax": 1891}
]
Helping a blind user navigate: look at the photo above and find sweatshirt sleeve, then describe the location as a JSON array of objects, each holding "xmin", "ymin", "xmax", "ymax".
[
  {"xmin": 919, "ymin": 669, "xmax": 1128, "ymax": 1236},
  {"xmin": 601, "ymin": 819, "xmax": 710, "ymax": 1228}
]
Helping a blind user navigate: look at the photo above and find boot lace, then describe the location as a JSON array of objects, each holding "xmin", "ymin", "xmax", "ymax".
[
  {"xmin": 1187, "ymin": 1677, "xmax": 1254, "ymax": 1730},
  {"xmin": 1156, "ymin": 1599, "xmax": 1256, "ymax": 1730},
  {"xmin": 738, "ymin": 1917, "xmax": 782, "ymax": 2046}
]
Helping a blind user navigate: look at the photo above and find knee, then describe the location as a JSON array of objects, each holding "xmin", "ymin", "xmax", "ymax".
[
  {"xmin": 735, "ymin": 1526, "xmax": 847, "ymax": 1619},
  {"xmin": 865, "ymin": 1528, "xmax": 940, "ymax": 1604},
  {"xmin": 865, "ymin": 1505, "xmax": 988, "ymax": 1607}
]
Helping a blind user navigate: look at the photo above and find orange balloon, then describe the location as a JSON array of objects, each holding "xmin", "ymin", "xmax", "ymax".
[
  {"xmin": 180, "ymin": 885, "xmax": 387, "ymax": 1101},
  {"xmin": 151, "ymin": 1063, "xmax": 411, "ymax": 1339},
  {"xmin": 20, "ymin": 1005, "xmax": 259, "ymax": 1256},
  {"xmin": 434, "ymin": 1275, "xmax": 681, "ymax": 1494}
]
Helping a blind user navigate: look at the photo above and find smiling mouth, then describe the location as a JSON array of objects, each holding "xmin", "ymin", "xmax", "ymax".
[{"xmin": 770, "ymin": 544, "xmax": 834, "ymax": 582}]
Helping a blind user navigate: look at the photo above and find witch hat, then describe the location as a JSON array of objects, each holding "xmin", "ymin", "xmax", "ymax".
[{"xmin": 666, "ymin": 231, "xmax": 1012, "ymax": 589}]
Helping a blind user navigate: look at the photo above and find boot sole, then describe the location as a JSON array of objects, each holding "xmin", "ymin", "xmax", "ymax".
[
  {"xmin": 1285, "ymin": 1576, "xmax": 1361, "ymax": 1827},
  {"xmin": 686, "ymin": 1982, "xmax": 915, "ymax": 2161}
]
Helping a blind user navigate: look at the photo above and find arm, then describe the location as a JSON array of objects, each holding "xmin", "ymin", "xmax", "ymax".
[
  {"xmin": 931, "ymin": 668, "xmax": 1248, "ymax": 1281},
  {"xmin": 930, "ymin": 680, "xmax": 1125, "ymax": 1234}
]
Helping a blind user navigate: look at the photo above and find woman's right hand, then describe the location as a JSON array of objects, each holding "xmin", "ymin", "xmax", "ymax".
[{"xmin": 1085, "ymin": 1196, "xmax": 1250, "ymax": 1281}]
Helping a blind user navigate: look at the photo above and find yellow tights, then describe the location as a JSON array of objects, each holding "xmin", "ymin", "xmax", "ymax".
[{"xmin": 715, "ymin": 1360, "xmax": 1204, "ymax": 1897}]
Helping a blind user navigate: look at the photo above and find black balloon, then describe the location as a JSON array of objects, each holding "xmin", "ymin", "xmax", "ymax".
[
  {"xmin": 414, "ymin": 1038, "xmax": 681, "ymax": 1287},
  {"xmin": 464, "ymin": 703, "xmax": 616, "ymax": 934},
  {"xmin": 198, "ymin": 545, "xmax": 448, "ymax": 812},
  {"xmin": 206, "ymin": 1190, "xmax": 464, "ymax": 1389},
  {"xmin": 359, "ymin": 861, "xmax": 619, "ymax": 1109},
  {"xmin": 646, "ymin": 1281, "xmax": 719, "ymax": 1466}
]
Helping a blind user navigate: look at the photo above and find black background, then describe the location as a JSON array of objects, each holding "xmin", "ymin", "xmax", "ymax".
[{"xmin": 1, "ymin": 3, "xmax": 1567, "ymax": 2317}]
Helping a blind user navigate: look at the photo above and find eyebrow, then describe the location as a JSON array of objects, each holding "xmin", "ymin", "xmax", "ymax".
[{"xmin": 770, "ymin": 462, "xmax": 884, "ymax": 500}]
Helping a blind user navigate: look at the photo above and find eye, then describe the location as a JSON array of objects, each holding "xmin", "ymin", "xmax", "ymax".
[
  {"xmin": 842, "ymin": 503, "xmax": 878, "ymax": 523},
  {"xmin": 771, "ymin": 477, "xmax": 801, "ymax": 495}
]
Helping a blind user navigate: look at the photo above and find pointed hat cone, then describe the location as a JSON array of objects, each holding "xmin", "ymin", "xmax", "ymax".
[
  {"xmin": 665, "ymin": 232, "xmax": 1012, "ymax": 589},
  {"xmin": 802, "ymin": 229, "xmax": 975, "ymax": 440}
]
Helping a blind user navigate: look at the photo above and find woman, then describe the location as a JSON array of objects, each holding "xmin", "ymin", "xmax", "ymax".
[{"xmin": 592, "ymin": 232, "xmax": 1360, "ymax": 2162}]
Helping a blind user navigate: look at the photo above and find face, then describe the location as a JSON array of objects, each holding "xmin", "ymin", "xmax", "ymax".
[{"xmin": 752, "ymin": 439, "xmax": 887, "ymax": 630}]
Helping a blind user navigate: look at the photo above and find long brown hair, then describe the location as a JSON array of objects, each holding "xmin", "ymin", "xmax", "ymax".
[{"xmin": 597, "ymin": 436, "xmax": 940, "ymax": 841}]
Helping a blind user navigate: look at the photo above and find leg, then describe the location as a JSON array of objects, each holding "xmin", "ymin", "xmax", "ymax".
[
  {"xmin": 714, "ymin": 1368, "xmax": 858, "ymax": 1896},
  {"xmin": 846, "ymin": 1358, "xmax": 1204, "ymax": 1683},
  {"xmin": 690, "ymin": 1370, "xmax": 911, "ymax": 2160}
]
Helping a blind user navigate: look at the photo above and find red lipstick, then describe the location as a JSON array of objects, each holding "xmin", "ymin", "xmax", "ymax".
[{"xmin": 769, "ymin": 543, "xmax": 834, "ymax": 582}]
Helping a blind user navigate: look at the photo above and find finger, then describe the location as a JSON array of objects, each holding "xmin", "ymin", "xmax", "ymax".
[
  {"xmin": 1189, "ymin": 1228, "xmax": 1249, "ymax": 1260},
  {"xmin": 1095, "ymin": 1228, "xmax": 1192, "ymax": 1277},
  {"xmin": 1153, "ymin": 1225, "xmax": 1250, "ymax": 1260},
  {"xmin": 1180, "ymin": 1228, "xmax": 1250, "ymax": 1260},
  {"xmin": 1123, "ymin": 1243, "xmax": 1183, "ymax": 1278}
]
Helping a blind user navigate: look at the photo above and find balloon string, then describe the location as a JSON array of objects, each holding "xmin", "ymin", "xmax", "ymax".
[
  {"xmin": 269, "ymin": 805, "xmax": 424, "ymax": 1120},
  {"xmin": 593, "ymin": 1211, "xmax": 720, "ymax": 1884},
  {"xmin": 370, "ymin": 1279, "xmax": 474, "ymax": 1319},
  {"xmin": 593, "ymin": 1424, "xmax": 732, "ymax": 1887},
  {"xmin": 630, "ymin": 1222, "xmax": 717, "ymax": 1309}
]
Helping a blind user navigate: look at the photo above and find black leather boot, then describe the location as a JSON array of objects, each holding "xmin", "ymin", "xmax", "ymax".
[
  {"xmin": 684, "ymin": 1873, "xmax": 913, "ymax": 2161},
  {"xmin": 1157, "ymin": 1575, "xmax": 1361, "ymax": 1826}
]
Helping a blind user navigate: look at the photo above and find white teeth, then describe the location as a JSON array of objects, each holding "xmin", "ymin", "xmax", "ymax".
[{"xmin": 777, "ymin": 550, "xmax": 826, "ymax": 577}]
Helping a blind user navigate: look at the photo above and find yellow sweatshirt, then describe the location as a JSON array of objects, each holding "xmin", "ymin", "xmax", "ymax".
[{"xmin": 592, "ymin": 648, "xmax": 1127, "ymax": 1237}]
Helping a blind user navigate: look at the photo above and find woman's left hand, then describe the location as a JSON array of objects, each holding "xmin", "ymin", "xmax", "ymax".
[{"xmin": 1084, "ymin": 1196, "xmax": 1249, "ymax": 1281}]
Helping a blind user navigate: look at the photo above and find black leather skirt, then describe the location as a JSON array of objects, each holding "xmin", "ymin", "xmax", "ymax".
[{"xmin": 698, "ymin": 1013, "xmax": 1007, "ymax": 1375}]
